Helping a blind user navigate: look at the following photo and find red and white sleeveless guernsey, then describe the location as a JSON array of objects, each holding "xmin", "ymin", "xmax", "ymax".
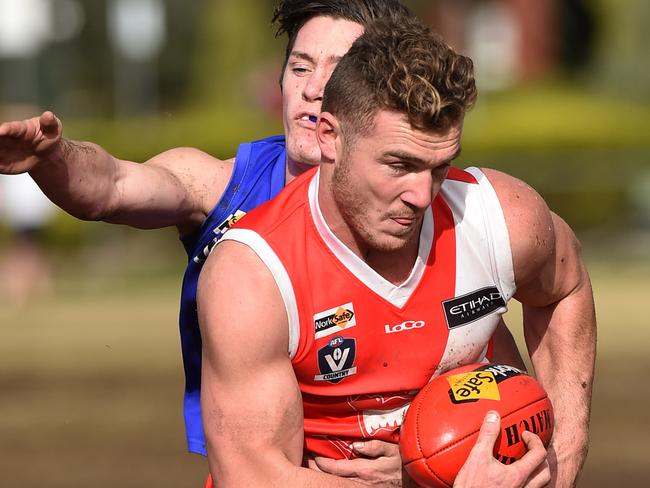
[{"xmin": 220, "ymin": 166, "xmax": 516, "ymax": 460}]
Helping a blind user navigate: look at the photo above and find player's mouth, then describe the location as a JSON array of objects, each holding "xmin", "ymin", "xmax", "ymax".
[
  {"xmin": 391, "ymin": 215, "xmax": 418, "ymax": 227},
  {"xmin": 296, "ymin": 112, "xmax": 318, "ymax": 129}
]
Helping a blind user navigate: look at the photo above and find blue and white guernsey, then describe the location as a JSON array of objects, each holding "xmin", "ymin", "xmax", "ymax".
[{"xmin": 178, "ymin": 135, "xmax": 287, "ymax": 455}]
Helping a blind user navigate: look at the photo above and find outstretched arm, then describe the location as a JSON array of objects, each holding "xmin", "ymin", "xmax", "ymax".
[
  {"xmin": 486, "ymin": 168, "xmax": 596, "ymax": 488},
  {"xmin": 0, "ymin": 111, "xmax": 232, "ymax": 233}
]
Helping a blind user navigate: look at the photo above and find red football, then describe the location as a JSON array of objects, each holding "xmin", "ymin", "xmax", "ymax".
[{"xmin": 400, "ymin": 363, "xmax": 553, "ymax": 488}]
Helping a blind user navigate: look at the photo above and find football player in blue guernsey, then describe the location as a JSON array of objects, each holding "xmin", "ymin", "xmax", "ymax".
[{"xmin": 0, "ymin": 0, "xmax": 525, "ymax": 481}]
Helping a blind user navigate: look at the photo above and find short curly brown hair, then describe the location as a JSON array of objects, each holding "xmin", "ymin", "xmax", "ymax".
[{"xmin": 322, "ymin": 17, "xmax": 477, "ymax": 141}]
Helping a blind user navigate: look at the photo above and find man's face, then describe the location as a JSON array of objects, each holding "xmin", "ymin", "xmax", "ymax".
[
  {"xmin": 328, "ymin": 111, "xmax": 463, "ymax": 254},
  {"xmin": 282, "ymin": 16, "xmax": 364, "ymax": 170}
]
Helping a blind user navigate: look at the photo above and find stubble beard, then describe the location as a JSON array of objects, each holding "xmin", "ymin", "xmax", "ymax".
[{"xmin": 332, "ymin": 153, "xmax": 410, "ymax": 255}]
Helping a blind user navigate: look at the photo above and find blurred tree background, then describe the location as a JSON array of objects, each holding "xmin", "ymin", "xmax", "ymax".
[{"xmin": 0, "ymin": 0, "xmax": 648, "ymax": 253}]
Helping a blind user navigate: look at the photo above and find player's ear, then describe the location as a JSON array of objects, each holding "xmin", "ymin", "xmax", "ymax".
[{"xmin": 316, "ymin": 112, "xmax": 340, "ymax": 165}]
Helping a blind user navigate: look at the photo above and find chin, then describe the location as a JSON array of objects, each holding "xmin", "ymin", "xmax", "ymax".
[
  {"xmin": 365, "ymin": 234, "xmax": 411, "ymax": 253},
  {"xmin": 290, "ymin": 130, "xmax": 319, "ymax": 162},
  {"xmin": 288, "ymin": 147, "xmax": 320, "ymax": 168},
  {"xmin": 380, "ymin": 228, "xmax": 422, "ymax": 252}
]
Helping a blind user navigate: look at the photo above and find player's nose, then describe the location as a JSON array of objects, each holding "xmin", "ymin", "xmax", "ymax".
[
  {"xmin": 302, "ymin": 69, "xmax": 327, "ymax": 102},
  {"xmin": 401, "ymin": 172, "xmax": 434, "ymax": 210}
]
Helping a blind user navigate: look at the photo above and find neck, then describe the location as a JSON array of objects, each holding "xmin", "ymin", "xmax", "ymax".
[
  {"xmin": 285, "ymin": 156, "xmax": 315, "ymax": 184},
  {"xmin": 318, "ymin": 174, "xmax": 422, "ymax": 285},
  {"xmin": 364, "ymin": 237, "xmax": 421, "ymax": 286}
]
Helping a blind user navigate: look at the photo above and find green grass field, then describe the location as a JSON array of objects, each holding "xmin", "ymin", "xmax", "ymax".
[{"xmin": 0, "ymin": 250, "xmax": 648, "ymax": 487}]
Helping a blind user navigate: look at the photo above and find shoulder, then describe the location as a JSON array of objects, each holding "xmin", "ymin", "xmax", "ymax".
[
  {"xmin": 233, "ymin": 167, "xmax": 314, "ymax": 234},
  {"xmin": 240, "ymin": 135, "xmax": 286, "ymax": 161},
  {"xmin": 147, "ymin": 147, "xmax": 235, "ymax": 219},
  {"xmin": 250, "ymin": 134, "xmax": 286, "ymax": 147},
  {"xmin": 479, "ymin": 168, "xmax": 556, "ymax": 288},
  {"xmin": 199, "ymin": 239, "xmax": 278, "ymax": 318},
  {"xmin": 145, "ymin": 147, "xmax": 234, "ymax": 179},
  {"xmin": 198, "ymin": 238, "xmax": 289, "ymax": 353},
  {"xmin": 480, "ymin": 168, "xmax": 586, "ymax": 307}
]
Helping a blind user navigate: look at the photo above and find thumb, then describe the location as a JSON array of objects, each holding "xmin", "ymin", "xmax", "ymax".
[
  {"xmin": 39, "ymin": 111, "xmax": 62, "ymax": 138},
  {"xmin": 470, "ymin": 411, "xmax": 501, "ymax": 457},
  {"xmin": 351, "ymin": 439, "xmax": 393, "ymax": 457}
]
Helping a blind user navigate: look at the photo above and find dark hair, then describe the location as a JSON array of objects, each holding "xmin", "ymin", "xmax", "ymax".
[
  {"xmin": 322, "ymin": 17, "xmax": 477, "ymax": 140},
  {"xmin": 272, "ymin": 0, "xmax": 414, "ymax": 77}
]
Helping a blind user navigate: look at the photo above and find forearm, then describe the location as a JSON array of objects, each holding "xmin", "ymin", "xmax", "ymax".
[
  {"xmin": 28, "ymin": 138, "xmax": 122, "ymax": 221},
  {"xmin": 283, "ymin": 464, "xmax": 375, "ymax": 487},
  {"xmin": 523, "ymin": 273, "xmax": 596, "ymax": 487}
]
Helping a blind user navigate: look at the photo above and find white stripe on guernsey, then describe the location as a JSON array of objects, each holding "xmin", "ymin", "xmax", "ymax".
[
  {"xmin": 465, "ymin": 167, "xmax": 516, "ymax": 300},
  {"xmin": 219, "ymin": 229, "xmax": 301, "ymax": 359},
  {"xmin": 308, "ymin": 170, "xmax": 433, "ymax": 308},
  {"xmin": 431, "ymin": 168, "xmax": 512, "ymax": 376}
]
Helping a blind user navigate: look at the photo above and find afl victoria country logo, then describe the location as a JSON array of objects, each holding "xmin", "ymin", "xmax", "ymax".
[{"xmin": 314, "ymin": 336, "xmax": 357, "ymax": 383}]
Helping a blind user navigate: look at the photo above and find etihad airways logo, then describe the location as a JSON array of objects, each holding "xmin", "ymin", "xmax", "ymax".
[
  {"xmin": 314, "ymin": 303, "xmax": 356, "ymax": 339},
  {"xmin": 442, "ymin": 286, "xmax": 506, "ymax": 329}
]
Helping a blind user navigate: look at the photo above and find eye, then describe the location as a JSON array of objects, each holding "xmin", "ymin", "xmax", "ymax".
[
  {"xmin": 290, "ymin": 63, "xmax": 311, "ymax": 76},
  {"xmin": 387, "ymin": 162, "xmax": 411, "ymax": 175}
]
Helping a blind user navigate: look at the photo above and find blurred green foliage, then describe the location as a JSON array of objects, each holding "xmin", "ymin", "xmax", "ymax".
[
  {"xmin": 2, "ymin": 0, "xmax": 649, "ymax": 249},
  {"xmin": 56, "ymin": 80, "xmax": 647, "ymax": 237},
  {"xmin": 187, "ymin": 0, "xmax": 281, "ymax": 111},
  {"xmin": 461, "ymin": 81, "xmax": 649, "ymax": 231},
  {"xmin": 592, "ymin": 0, "xmax": 650, "ymax": 101}
]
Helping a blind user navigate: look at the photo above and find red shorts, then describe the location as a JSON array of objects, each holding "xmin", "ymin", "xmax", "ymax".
[{"xmin": 204, "ymin": 473, "xmax": 213, "ymax": 488}]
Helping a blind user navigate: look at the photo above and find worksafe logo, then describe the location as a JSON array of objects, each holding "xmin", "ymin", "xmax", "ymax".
[
  {"xmin": 447, "ymin": 364, "xmax": 523, "ymax": 404},
  {"xmin": 314, "ymin": 302, "xmax": 356, "ymax": 339},
  {"xmin": 314, "ymin": 336, "xmax": 357, "ymax": 384},
  {"xmin": 442, "ymin": 286, "xmax": 506, "ymax": 329},
  {"xmin": 447, "ymin": 371, "xmax": 500, "ymax": 403}
]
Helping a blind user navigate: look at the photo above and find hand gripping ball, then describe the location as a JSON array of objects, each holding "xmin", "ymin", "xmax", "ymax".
[{"xmin": 400, "ymin": 363, "xmax": 553, "ymax": 488}]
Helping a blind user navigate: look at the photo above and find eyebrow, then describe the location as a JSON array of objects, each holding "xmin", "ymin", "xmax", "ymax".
[
  {"xmin": 383, "ymin": 146, "xmax": 462, "ymax": 167},
  {"xmin": 289, "ymin": 50, "xmax": 343, "ymax": 65}
]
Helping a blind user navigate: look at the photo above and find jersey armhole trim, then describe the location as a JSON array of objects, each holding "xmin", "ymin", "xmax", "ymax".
[
  {"xmin": 219, "ymin": 228, "xmax": 300, "ymax": 359},
  {"xmin": 465, "ymin": 167, "xmax": 516, "ymax": 300}
]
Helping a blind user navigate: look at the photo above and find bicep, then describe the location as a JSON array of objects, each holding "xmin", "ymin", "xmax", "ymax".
[
  {"xmin": 197, "ymin": 241, "xmax": 304, "ymax": 485},
  {"xmin": 107, "ymin": 148, "xmax": 233, "ymax": 232},
  {"xmin": 483, "ymin": 168, "xmax": 585, "ymax": 307},
  {"xmin": 515, "ymin": 211, "xmax": 586, "ymax": 307}
]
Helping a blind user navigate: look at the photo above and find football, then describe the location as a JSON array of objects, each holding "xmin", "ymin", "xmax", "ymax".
[{"xmin": 399, "ymin": 363, "xmax": 553, "ymax": 488}]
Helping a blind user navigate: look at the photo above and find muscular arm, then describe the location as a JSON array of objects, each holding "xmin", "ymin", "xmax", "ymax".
[
  {"xmin": 485, "ymin": 169, "xmax": 596, "ymax": 488},
  {"xmin": 1, "ymin": 111, "xmax": 233, "ymax": 234},
  {"xmin": 197, "ymin": 240, "xmax": 367, "ymax": 487},
  {"xmin": 490, "ymin": 318, "xmax": 527, "ymax": 372}
]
